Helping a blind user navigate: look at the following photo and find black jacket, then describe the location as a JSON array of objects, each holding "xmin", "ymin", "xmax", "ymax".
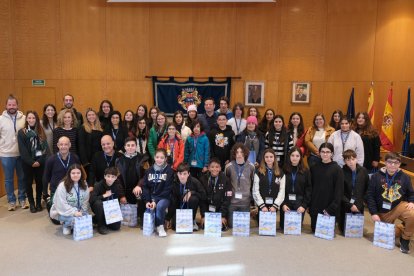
[
  {"xmin": 89, "ymin": 179, "xmax": 122, "ymax": 206},
  {"xmin": 199, "ymin": 172, "xmax": 232, "ymax": 218},
  {"xmin": 88, "ymin": 151, "xmax": 122, "ymax": 187},
  {"xmin": 103, "ymin": 126, "xmax": 129, "ymax": 152},
  {"xmin": 360, "ymin": 134, "xmax": 380, "ymax": 171},
  {"xmin": 341, "ymin": 164, "xmax": 369, "ymax": 213},
  {"xmin": 282, "ymin": 168, "xmax": 312, "ymax": 210},
  {"xmin": 77, "ymin": 126, "xmax": 103, "ymax": 166},
  {"xmin": 208, "ymin": 125, "xmax": 235, "ymax": 168}
]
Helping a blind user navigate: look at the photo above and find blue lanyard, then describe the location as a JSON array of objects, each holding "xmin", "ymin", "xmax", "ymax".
[
  {"xmin": 266, "ymin": 168, "xmax": 273, "ymax": 194},
  {"xmin": 74, "ymin": 185, "xmax": 81, "ymax": 210},
  {"xmin": 385, "ymin": 172, "xmax": 397, "ymax": 189},
  {"xmin": 291, "ymin": 169, "xmax": 298, "ymax": 193},
  {"xmin": 112, "ymin": 128, "xmax": 119, "ymax": 141},
  {"xmin": 235, "ymin": 162, "xmax": 245, "ymax": 190},
  {"xmin": 57, "ymin": 153, "xmax": 70, "ymax": 170},
  {"xmin": 180, "ymin": 183, "xmax": 187, "ymax": 209},
  {"xmin": 104, "ymin": 153, "xmax": 114, "ymax": 167}
]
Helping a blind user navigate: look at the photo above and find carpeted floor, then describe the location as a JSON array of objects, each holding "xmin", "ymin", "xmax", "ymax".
[{"xmin": 1, "ymin": 195, "xmax": 413, "ymax": 276}]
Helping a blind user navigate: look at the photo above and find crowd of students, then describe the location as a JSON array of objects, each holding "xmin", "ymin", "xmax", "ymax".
[{"xmin": 0, "ymin": 93, "xmax": 413, "ymax": 254}]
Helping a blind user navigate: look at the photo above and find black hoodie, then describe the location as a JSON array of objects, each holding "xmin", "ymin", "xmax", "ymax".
[{"xmin": 208, "ymin": 125, "xmax": 235, "ymax": 169}]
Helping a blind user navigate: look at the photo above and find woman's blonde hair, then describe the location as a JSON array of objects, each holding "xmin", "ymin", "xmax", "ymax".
[{"xmin": 57, "ymin": 108, "xmax": 78, "ymax": 128}]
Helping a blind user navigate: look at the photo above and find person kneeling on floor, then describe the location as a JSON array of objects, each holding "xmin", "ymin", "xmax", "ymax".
[{"xmin": 89, "ymin": 166, "xmax": 122, "ymax": 235}]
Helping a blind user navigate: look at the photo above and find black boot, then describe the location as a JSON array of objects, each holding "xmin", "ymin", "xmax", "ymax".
[
  {"xmin": 36, "ymin": 198, "xmax": 43, "ymax": 212},
  {"xmin": 400, "ymin": 237, "xmax": 410, "ymax": 254},
  {"xmin": 30, "ymin": 204, "xmax": 37, "ymax": 213}
]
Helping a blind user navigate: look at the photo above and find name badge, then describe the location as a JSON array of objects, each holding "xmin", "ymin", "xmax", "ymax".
[
  {"xmin": 288, "ymin": 194, "xmax": 296, "ymax": 201},
  {"xmin": 382, "ymin": 202, "xmax": 392, "ymax": 210},
  {"xmin": 235, "ymin": 192, "xmax": 243, "ymax": 199},
  {"xmin": 191, "ymin": 160, "xmax": 197, "ymax": 166},
  {"xmin": 35, "ymin": 150, "xmax": 42, "ymax": 157},
  {"xmin": 350, "ymin": 198, "xmax": 355, "ymax": 204},
  {"xmin": 265, "ymin": 197, "xmax": 273, "ymax": 205},
  {"xmin": 209, "ymin": 205, "xmax": 216, "ymax": 212}
]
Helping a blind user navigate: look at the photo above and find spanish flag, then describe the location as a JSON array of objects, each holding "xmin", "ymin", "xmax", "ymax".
[
  {"xmin": 367, "ymin": 86, "xmax": 375, "ymax": 124},
  {"xmin": 380, "ymin": 88, "xmax": 394, "ymax": 151}
]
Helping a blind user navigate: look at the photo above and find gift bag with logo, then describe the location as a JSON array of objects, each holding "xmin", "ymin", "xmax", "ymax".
[
  {"xmin": 73, "ymin": 214, "xmax": 93, "ymax": 241},
  {"xmin": 284, "ymin": 211, "xmax": 302, "ymax": 235},
  {"xmin": 373, "ymin": 221, "xmax": 395, "ymax": 250},
  {"xmin": 315, "ymin": 214, "xmax": 335, "ymax": 240},
  {"xmin": 204, "ymin": 212, "xmax": 222, "ymax": 237},
  {"xmin": 176, "ymin": 209, "xmax": 193, "ymax": 233},
  {"xmin": 143, "ymin": 209, "xmax": 155, "ymax": 236},
  {"xmin": 232, "ymin": 211, "xmax": 250, "ymax": 237},
  {"xmin": 103, "ymin": 199, "xmax": 123, "ymax": 225},
  {"xmin": 259, "ymin": 211, "xmax": 276, "ymax": 236},
  {"xmin": 120, "ymin": 204, "xmax": 138, "ymax": 227},
  {"xmin": 344, "ymin": 213, "xmax": 364, "ymax": 238}
]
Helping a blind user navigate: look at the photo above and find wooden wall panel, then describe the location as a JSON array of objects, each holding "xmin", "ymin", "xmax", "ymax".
[
  {"xmin": 60, "ymin": 0, "xmax": 106, "ymax": 80},
  {"xmin": 106, "ymin": 4, "xmax": 149, "ymax": 80},
  {"xmin": 279, "ymin": 0, "xmax": 327, "ymax": 81},
  {"xmin": 325, "ymin": 0, "xmax": 377, "ymax": 81},
  {"xmin": 106, "ymin": 80, "xmax": 152, "ymax": 114},
  {"xmin": 148, "ymin": 5, "xmax": 193, "ymax": 76},
  {"xmin": 12, "ymin": 0, "xmax": 61, "ymax": 80},
  {"xmin": 0, "ymin": 80, "xmax": 15, "ymax": 98},
  {"xmin": 374, "ymin": 0, "xmax": 414, "ymax": 81},
  {"xmin": 0, "ymin": 0, "xmax": 13, "ymax": 80}
]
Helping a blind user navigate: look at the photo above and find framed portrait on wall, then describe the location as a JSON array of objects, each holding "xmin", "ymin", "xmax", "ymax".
[
  {"xmin": 245, "ymin": 81, "xmax": 265, "ymax": 106},
  {"xmin": 292, "ymin": 82, "xmax": 311, "ymax": 104}
]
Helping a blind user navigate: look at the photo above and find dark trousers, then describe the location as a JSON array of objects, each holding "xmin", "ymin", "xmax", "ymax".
[
  {"xmin": 22, "ymin": 163, "xmax": 43, "ymax": 206},
  {"xmin": 167, "ymin": 195, "xmax": 200, "ymax": 224},
  {"xmin": 91, "ymin": 199, "xmax": 121, "ymax": 230}
]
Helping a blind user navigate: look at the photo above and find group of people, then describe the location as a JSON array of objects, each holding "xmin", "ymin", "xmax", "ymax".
[{"xmin": 0, "ymin": 93, "xmax": 413, "ymax": 254}]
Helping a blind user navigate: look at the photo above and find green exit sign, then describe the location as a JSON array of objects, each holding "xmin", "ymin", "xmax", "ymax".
[{"xmin": 32, "ymin": 79, "xmax": 45, "ymax": 86}]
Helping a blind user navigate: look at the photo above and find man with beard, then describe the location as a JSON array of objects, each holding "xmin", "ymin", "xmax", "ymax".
[
  {"xmin": 62, "ymin": 93, "xmax": 83, "ymax": 127},
  {"xmin": 0, "ymin": 95, "xmax": 27, "ymax": 211}
]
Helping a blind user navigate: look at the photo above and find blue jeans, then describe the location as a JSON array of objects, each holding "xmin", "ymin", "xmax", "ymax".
[
  {"xmin": 1, "ymin": 156, "xmax": 26, "ymax": 203},
  {"xmin": 58, "ymin": 215, "xmax": 74, "ymax": 228},
  {"xmin": 155, "ymin": 199, "xmax": 170, "ymax": 227}
]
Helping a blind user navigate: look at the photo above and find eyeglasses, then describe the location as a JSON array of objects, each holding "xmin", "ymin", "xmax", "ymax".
[
  {"xmin": 386, "ymin": 160, "xmax": 400, "ymax": 166},
  {"xmin": 320, "ymin": 151, "xmax": 332, "ymax": 154}
]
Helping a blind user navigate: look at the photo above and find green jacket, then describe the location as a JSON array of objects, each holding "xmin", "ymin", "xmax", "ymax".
[{"xmin": 148, "ymin": 126, "xmax": 166, "ymax": 158}]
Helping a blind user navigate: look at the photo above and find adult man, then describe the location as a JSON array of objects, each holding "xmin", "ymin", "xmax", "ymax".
[
  {"xmin": 215, "ymin": 96, "xmax": 233, "ymax": 120},
  {"xmin": 63, "ymin": 93, "xmax": 83, "ymax": 127},
  {"xmin": 198, "ymin": 97, "xmax": 217, "ymax": 134},
  {"xmin": 0, "ymin": 95, "xmax": 26, "ymax": 211},
  {"xmin": 367, "ymin": 152, "xmax": 414, "ymax": 254},
  {"xmin": 88, "ymin": 135, "xmax": 122, "ymax": 190},
  {"xmin": 295, "ymin": 85, "xmax": 307, "ymax": 101}
]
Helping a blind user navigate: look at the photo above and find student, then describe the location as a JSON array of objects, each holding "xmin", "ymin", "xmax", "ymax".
[
  {"xmin": 166, "ymin": 162, "xmax": 206, "ymax": 231},
  {"xmin": 173, "ymin": 110, "xmax": 192, "ymax": 143},
  {"xmin": 235, "ymin": 116, "xmax": 265, "ymax": 167},
  {"xmin": 157, "ymin": 123, "xmax": 184, "ymax": 171},
  {"xmin": 41, "ymin": 103, "xmax": 57, "ymax": 155},
  {"xmin": 309, "ymin": 142, "xmax": 344, "ymax": 232},
  {"xmin": 17, "ymin": 111, "xmax": 49, "ymax": 213},
  {"xmin": 135, "ymin": 104, "xmax": 148, "ymax": 121},
  {"xmin": 133, "ymin": 117, "xmax": 149, "ymax": 155},
  {"xmin": 209, "ymin": 113, "xmax": 235, "ymax": 169},
  {"xmin": 50, "ymin": 164, "xmax": 89, "ymax": 235},
  {"xmin": 142, "ymin": 149, "xmax": 174, "ymax": 237},
  {"xmin": 78, "ymin": 108, "xmax": 103, "ymax": 171},
  {"xmin": 148, "ymin": 106, "xmax": 160, "ymax": 129},
  {"xmin": 227, "ymin": 102, "xmax": 246, "ymax": 136},
  {"xmin": 329, "ymin": 109, "xmax": 344, "ymax": 131},
  {"xmin": 287, "ymin": 112, "xmax": 306, "ymax": 154},
  {"xmin": 98, "ymin": 100, "xmax": 114, "ymax": 130},
  {"xmin": 186, "ymin": 104, "xmax": 200, "ymax": 131},
  {"xmin": 367, "ymin": 152, "xmax": 414, "ymax": 254},
  {"xmin": 52, "ymin": 108, "xmax": 78, "ymax": 155},
  {"xmin": 89, "ymin": 167, "xmax": 122, "ymax": 235},
  {"xmin": 215, "ymin": 96, "xmax": 233, "ymax": 119},
  {"xmin": 247, "ymin": 106, "xmax": 260, "ymax": 121},
  {"xmin": 225, "ymin": 143, "xmax": 255, "ymax": 228},
  {"xmin": 339, "ymin": 149, "xmax": 369, "ymax": 234},
  {"xmin": 184, "ymin": 120, "xmax": 209, "ymax": 178},
  {"xmin": 258, "ymin": 108, "xmax": 275, "ymax": 134},
  {"xmin": 281, "ymin": 147, "xmax": 311, "ymax": 229},
  {"xmin": 265, "ymin": 115, "xmax": 293, "ymax": 167},
  {"xmin": 103, "ymin": 111, "xmax": 128, "ymax": 152},
  {"xmin": 148, "ymin": 112, "xmax": 167, "ymax": 159},
  {"xmin": 253, "ymin": 149, "xmax": 285, "ymax": 224},
  {"xmin": 123, "ymin": 110, "xmax": 135, "ymax": 136},
  {"xmin": 328, "ymin": 116, "xmax": 364, "ymax": 168}
]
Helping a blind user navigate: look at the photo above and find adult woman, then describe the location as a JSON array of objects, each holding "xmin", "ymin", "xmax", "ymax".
[
  {"xmin": 98, "ymin": 100, "xmax": 114, "ymax": 130},
  {"xmin": 123, "ymin": 110, "xmax": 135, "ymax": 136},
  {"xmin": 353, "ymin": 112, "xmax": 380, "ymax": 172},
  {"xmin": 309, "ymin": 143, "xmax": 343, "ymax": 232},
  {"xmin": 135, "ymin": 104, "xmax": 148, "ymax": 121},
  {"xmin": 148, "ymin": 112, "xmax": 167, "ymax": 159},
  {"xmin": 50, "ymin": 164, "xmax": 90, "ymax": 235},
  {"xmin": 329, "ymin": 109, "xmax": 344, "ymax": 131},
  {"xmin": 104, "ymin": 111, "xmax": 128, "ymax": 152},
  {"xmin": 18, "ymin": 111, "xmax": 49, "ymax": 213},
  {"xmin": 227, "ymin": 102, "xmax": 246, "ymax": 137},
  {"xmin": 157, "ymin": 123, "xmax": 184, "ymax": 171},
  {"xmin": 52, "ymin": 109, "xmax": 78, "ymax": 154},
  {"xmin": 134, "ymin": 117, "xmax": 149, "ymax": 155},
  {"xmin": 247, "ymin": 106, "xmax": 260, "ymax": 121},
  {"xmin": 236, "ymin": 116, "xmax": 265, "ymax": 167},
  {"xmin": 258, "ymin": 108, "xmax": 275, "ymax": 134},
  {"xmin": 287, "ymin": 112, "xmax": 306, "ymax": 153},
  {"xmin": 265, "ymin": 115, "xmax": 293, "ymax": 167},
  {"xmin": 328, "ymin": 116, "xmax": 364, "ymax": 168},
  {"xmin": 148, "ymin": 106, "xmax": 160, "ymax": 129},
  {"xmin": 173, "ymin": 110, "xmax": 192, "ymax": 142},
  {"xmin": 304, "ymin": 113, "xmax": 335, "ymax": 167},
  {"xmin": 78, "ymin": 108, "xmax": 103, "ymax": 170},
  {"xmin": 41, "ymin": 104, "xmax": 57, "ymax": 154},
  {"xmin": 280, "ymin": 147, "xmax": 311, "ymax": 229}
]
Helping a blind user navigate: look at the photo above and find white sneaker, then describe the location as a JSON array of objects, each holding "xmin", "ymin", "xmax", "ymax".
[
  {"xmin": 193, "ymin": 220, "xmax": 199, "ymax": 231},
  {"xmin": 20, "ymin": 200, "xmax": 29, "ymax": 209},
  {"xmin": 157, "ymin": 225, "xmax": 167, "ymax": 237},
  {"xmin": 63, "ymin": 227, "xmax": 71, "ymax": 235},
  {"xmin": 8, "ymin": 203, "xmax": 16, "ymax": 211}
]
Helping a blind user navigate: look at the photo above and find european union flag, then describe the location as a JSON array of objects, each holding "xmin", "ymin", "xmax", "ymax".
[
  {"xmin": 347, "ymin": 88, "xmax": 355, "ymax": 120},
  {"xmin": 402, "ymin": 88, "xmax": 411, "ymax": 156}
]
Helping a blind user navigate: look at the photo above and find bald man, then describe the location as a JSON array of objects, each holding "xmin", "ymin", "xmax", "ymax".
[{"xmin": 88, "ymin": 135, "xmax": 122, "ymax": 190}]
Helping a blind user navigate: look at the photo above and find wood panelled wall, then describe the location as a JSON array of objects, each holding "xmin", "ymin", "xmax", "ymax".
[{"xmin": 0, "ymin": 0, "xmax": 413, "ymax": 150}]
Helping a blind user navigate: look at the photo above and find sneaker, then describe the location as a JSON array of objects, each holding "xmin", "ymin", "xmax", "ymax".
[
  {"xmin": 98, "ymin": 226, "xmax": 109, "ymax": 235},
  {"xmin": 20, "ymin": 200, "xmax": 29, "ymax": 209},
  {"xmin": 157, "ymin": 225, "xmax": 167, "ymax": 237},
  {"xmin": 62, "ymin": 227, "xmax": 71, "ymax": 235},
  {"xmin": 193, "ymin": 220, "xmax": 199, "ymax": 231},
  {"xmin": 8, "ymin": 203, "xmax": 16, "ymax": 211},
  {"xmin": 400, "ymin": 237, "xmax": 410, "ymax": 254}
]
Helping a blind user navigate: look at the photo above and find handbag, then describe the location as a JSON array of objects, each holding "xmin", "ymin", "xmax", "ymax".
[
  {"xmin": 73, "ymin": 214, "xmax": 93, "ymax": 241},
  {"xmin": 315, "ymin": 213, "xmax": 335, "ymax": 240},
  {"xmin": 103, "ymin": 199, "xmax": 123, "ymax": 225},
  {"xmin": 344, "ymin": 213, "xmax": 364, "ymax": 238},
  {"xmin": 232, "ymin": 211, "xmax": 250, "ymax": 237},
  {"xmin": 284, "ymin": 211, "xmax": 302, "ymax": 235},
  {"xmin": 120, "ymin": 204, "xmax": 138, "ymax": 227},
  {"xmin": 259, "ymin": 211, "xmax": 277, "ymax": 236},
  {"xmin": 373, "ymin": 221, "xmax": 395, "ymax": 250},
  {"xmin": 204, "ymin": 212, "xmax": 222, "ymax": 237}
]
